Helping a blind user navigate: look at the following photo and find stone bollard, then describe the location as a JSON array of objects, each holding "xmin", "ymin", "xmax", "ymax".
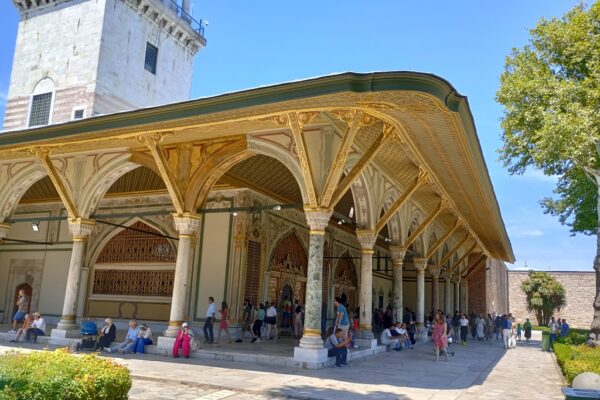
[{"xmin": 572, "ymin": 372, "xmax": 600, "ymax": 390}]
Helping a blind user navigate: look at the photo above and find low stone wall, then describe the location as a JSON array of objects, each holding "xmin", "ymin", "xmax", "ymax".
[{"xmin": 508, "ymin": 271, "xmax": 595, "ymax": 328}]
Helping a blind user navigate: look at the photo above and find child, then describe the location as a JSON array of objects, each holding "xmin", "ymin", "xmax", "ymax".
[{"xmin": 516, "ymin": 323, "xmax": 523, "ymax": 341}]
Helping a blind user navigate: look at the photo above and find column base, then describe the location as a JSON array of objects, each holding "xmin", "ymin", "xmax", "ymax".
[
  {"xmin": 416, "ymin": 326, "xmax": 428, "ymax": 342},
  {"xmin": 56, "ymin": 318, "xmax": 78, "ymax": 331},
  {"xmin": 164, "ymin": 321, "xmax": 181, "ymax": 338},
  {"xmin": 49, "ymin": 328, "xmax": 80, "ymax": 347},
  {"xmin": 354, "ymin": 338, "xmax": 378, "ymax": 350},
  {"xmin": 299, "ymin": 333, "xmax": 323, "ymax": 349},
  {"xmin": 156, "ymin": 336, "xmax": 176, "ymax": 356},
  {"xmin": 358, "ymin": 329, "xmax": 374, "ymax": 340},
  {"xmin": 293, "ymin": 346, "xmax": 328, "ymax": 369}
]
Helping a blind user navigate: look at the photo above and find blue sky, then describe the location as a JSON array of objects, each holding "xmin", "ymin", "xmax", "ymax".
[{"xmin": 0, "ymin": 0, "xmax": 593, "ymax": 271}]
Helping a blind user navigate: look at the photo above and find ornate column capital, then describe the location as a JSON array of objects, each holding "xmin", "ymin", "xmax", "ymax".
[
  {"xmin": 0, "ymin": 223, "xmax": 10, "ymax": 239},
  {"xmin": 413, "ymin": 258, "xmax": 428, "ymax": 273},
  {"xmin": 452, "ymin": 275, "xmax": 462, "ymax": 284},
  {"xmin": 173, "ymin": 213, "xmax": 202, "ymax": 237},
  {"xmin": 442, "ymin": 271, "xmax": 453, "ymax": 282},
  {"xmin": 429, "ymin": 265, "xmax": 442, "ymax": 278},
  {"xmin": 389, "ymin": 245, "xmax": 406, "ymax": 263},
  {"xmin": 304, "ymin": 208, "xmax": 332, "ymax": 234},
  {"xmin": 356, "ymin": 229, "xmax": 376, "ymax": 252},
  {"xmin": 68, "ymin": 218, "xmax": 95, "ymax": 241}
]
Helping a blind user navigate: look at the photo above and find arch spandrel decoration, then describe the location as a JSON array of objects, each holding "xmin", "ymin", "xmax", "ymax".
[{"xmin": 96, "ymin": 221, "xmax": 176, "ymax": 264}]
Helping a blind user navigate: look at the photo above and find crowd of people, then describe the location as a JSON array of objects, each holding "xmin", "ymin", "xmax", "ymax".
[{"xmin": 7, "ymin": 289, "xmax": 46, "ymax": 344}]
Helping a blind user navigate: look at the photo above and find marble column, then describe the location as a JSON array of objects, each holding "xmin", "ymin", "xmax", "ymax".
[
  {"xmin": 356, "ymin": 230, "xmax": 377, "ymax": 341},
  {"xmin": 299, "ymin": 210, "xmax": 331, "ymax": 347},
  {"xmin": 462, "ymin": 280, "xmax": 469, "ymax": 314},
  {"xmin": 390, "ymin": 245, "xmax": 406, "ymax": 323},
  {"xmin": 453, "ymin": 277, "xmax": 461, "ymax": 312},
  {"xmin": 414, "ymin": 258, "xmax": 428, "ymax": 341},
  {"xmin": 165, "ymin": 213, "xmax": 202, "ymax": 337},
  {"xmin": 56, "ymin": 219, "xmax": 95, "ymax": 332},
  {"xmin": 429, "ymin": 265, "xmax": 441, "ymax": 315},
  {"xmin": 443, "ymin": 273, "xmax": 452, "ymax": 315}
]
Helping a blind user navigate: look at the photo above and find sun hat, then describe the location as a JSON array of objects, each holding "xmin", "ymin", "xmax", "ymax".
[{"xmin": 182, "ymin": 322, "xmax": 189, "ymax": 327}]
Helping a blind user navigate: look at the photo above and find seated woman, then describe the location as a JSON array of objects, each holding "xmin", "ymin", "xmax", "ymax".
[
  {"xmin": 396, "ymin": 323, "xmax": 413, "ymax": 350},
  {"xmin": 96, "ymin": 318, "xmax": 116, "ymax": 351},
  {"xmin": 10, "ymin": 314, "xmax": 32, "ymax": 343},
  {"xmin": 133, "ymin": 324, "xmax": 153, "ymax": 354},
  {"xmin": 173, "ymin": 322, "xmax": 193, "ymax": 358},
  {"xmin": 380, "ymin": 323, "xmax": 401, "ymax": 351}
]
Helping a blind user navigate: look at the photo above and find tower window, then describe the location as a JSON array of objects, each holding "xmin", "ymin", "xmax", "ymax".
[
  {"xmin": 28, "ymin": 92, "xmax": 53, "ymax": 127},
  {"xmin": 72, "ymin": 108, "xmax": 84, "ymax": 120},
  {"xmin": 145, "ymin": 42, "xmax": 158, "ymax": 75}
]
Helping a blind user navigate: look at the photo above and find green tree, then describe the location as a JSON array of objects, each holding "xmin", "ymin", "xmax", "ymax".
[
  {"xmin": 521, "ymin": 271, "xmax": 566, "ymax": 326},
  {"xmin": 496, "ymin": 1, "xmax": 600, "ymax": 334}
]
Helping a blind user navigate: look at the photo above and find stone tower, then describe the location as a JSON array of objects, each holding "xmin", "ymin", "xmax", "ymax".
[{"xmin": 3, "ymin": 0, "xmax": 206, "ymax": 131}]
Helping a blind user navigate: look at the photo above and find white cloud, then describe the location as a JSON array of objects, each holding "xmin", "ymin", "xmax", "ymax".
[
  {"xmin": 513, "ymin": 169, "xmax": 558, "ymax": 184},
  {"xmin": 520, "ymin": 229, "xmax": 544, "ymax": 237}
]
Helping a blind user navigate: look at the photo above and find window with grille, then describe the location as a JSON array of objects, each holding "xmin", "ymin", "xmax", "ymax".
[
  {"xmin": 73, "ymin": 108, "xmax": 84, "ymax": 120},
  {"xmin": 28, "ymin": 92, "xmax": 53, "ymax": 127},
  {"xmin": 145, "ymin": 42, "xmax": 158, "ymax": 74}
]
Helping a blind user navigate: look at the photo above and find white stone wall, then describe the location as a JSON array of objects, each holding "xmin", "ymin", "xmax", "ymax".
[
  {"xmin": 508, "ymin": 271, "xmax": 595, "ymax": 328},
  {"xmin": 94, "ymin": 0, "xmax": 195, "ymax": 113},
  {"xmin": 3, "ymin": 0, "xmax": 106, "ymax": 129}
]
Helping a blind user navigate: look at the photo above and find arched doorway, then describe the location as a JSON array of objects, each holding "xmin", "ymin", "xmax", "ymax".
[
  {"xmin": 268, "ymin": 231, "xmax": 307, "ymax": 332},
  {"xmin": 333, "ymin": 253, "xmax": 357, "ymax": 313},
  {"xmin": 12, "ymin": 283, "xmax": 32, "ymax": 316}
]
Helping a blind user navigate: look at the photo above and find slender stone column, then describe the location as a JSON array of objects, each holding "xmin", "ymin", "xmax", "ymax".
[
  {"xmin": 298, "ymin": 209, "xmax": 331, "ymax": 349},
  {"xmin": 56, "ymin": 218, "xmax": 95, "ymax": 331},
  {"xmin": 443, "ymin": 273, "xmax": 452, "ymax": 315},
  {"xmin": 414, "ymin": 258, "xmax": 428, "ymax": 341},
  {"xmin": 165, "ymin": 213, "xmax": 202, "ymax": 337},
  {"xmin": 429, "ymin": 265, "xmax": 441, "ymax": 315},
  {"xmin": 453, "ymin": 276, "xmax": 461, "ymax": 312},
  {"xmin": 462, "ymin": 280, "xmax": 469, "ymax": 314},
  {"xmin": 390, "ymin": 245, "xmax": 406, "ymax": 323},
  {"xmin": 356, "ymin": 230, "xmax": 377, "ymax": 340}
]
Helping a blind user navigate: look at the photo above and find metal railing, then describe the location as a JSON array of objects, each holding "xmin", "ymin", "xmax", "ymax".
[{"xmin": 163, "ymin": 0, "xmax": 206, "ymax": 37}]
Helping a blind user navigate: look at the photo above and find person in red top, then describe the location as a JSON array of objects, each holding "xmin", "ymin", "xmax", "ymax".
[
  {"xmin": 216, "ymin": 301, "xmax": 233, "ymax": 344},
  {"xmin": 173, "ymin": 322, "xmax": 193, "ymax": 358},
  {"xmin": 433, "ymin": 314, "xmax": 449, "ymax": 361}
]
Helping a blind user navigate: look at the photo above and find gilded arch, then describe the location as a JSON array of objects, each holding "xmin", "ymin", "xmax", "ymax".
[{"xmin": 0, "ymin": 162, "xmax": 48, "ymax": 223}]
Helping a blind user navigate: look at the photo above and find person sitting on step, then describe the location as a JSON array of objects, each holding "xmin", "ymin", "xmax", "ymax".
[
  {"xmin": 173, "ymin": 322, "xmax": 193, "ymax": 359},
  {"xmin": 10, "ymin": 314, "xmax": 32, "ymax": 343},
  {"xmin": 381, "ymin": 323, "xmax": 402, "ymax": 351},
  {"xmin": 324, "ymin": 328, "xmax": 351, "ymax": 367}
]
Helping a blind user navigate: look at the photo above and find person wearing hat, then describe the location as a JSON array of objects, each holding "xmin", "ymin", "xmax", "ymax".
[
  {"xmin": 96, "ymin": 318, "xmax": 116, "ymax": 351},
  {"xmin": 25, "ymin": 312, "xmax": 46, "ymax": 343},
  {"xmin": 173, "ymin": 322, "xmax": 193, "ymax": 358},
  {"xmin": 132, "ymin": 323, "xmax": 153, "ymax": 354}
]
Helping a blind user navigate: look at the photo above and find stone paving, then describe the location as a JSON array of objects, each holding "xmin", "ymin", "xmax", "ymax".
[{"xmin": 0, "ymin": 333, "xmax": 564, "ymax": 399}]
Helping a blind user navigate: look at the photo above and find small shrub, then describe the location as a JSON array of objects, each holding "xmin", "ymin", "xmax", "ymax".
[
  {"xmin": 0, "ymin": 349, "xmax": 131, "ymax": 400},
  {"xmin": 553, "ymin": 343, "xmax": 600, "ymax": 384}
]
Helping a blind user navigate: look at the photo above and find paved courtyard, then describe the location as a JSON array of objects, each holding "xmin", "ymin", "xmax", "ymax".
[{"xmin": 0, "ymin": 333, "xmax": 564, "ymax": 399}]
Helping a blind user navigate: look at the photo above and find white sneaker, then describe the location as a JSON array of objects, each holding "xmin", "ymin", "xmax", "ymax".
[{"xmin": 105, "ymin": 347, "xmax": 112, "ymax": 353}]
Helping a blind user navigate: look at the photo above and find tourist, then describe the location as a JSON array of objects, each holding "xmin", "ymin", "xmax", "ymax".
[
  {"xmin": 96, "ymin": 318, "xmax": 116, "ymax": 350},
  {"xmin": 451, "ymin": 311, "xmax": 460, "ymax": 342},
  {"xmin": 459, "ymin": 313, "xmax": 469, "ymax": 345},
  {"xmin": 325, "ymin": 328, "xmax": 351, "ymax": 367},
  {"xmin": 107, "ymin": 320, "xmax": 139, "ymax": 353},
  {"xmin": 384, "ymin": 306, "xmax": 394, "ymax": 329},
  {"xmin": 396, "ymin": 322, "xmax": 412, "ymax": 349},
  {"xmin": 251, "ymin": 303, "xmax": 265, "ymax": 343},
  {"xmin": 173, "ymin": 322, "xmax": 193, "ymax": 358},
  {"xmin": 294, "ymin": 300, "xmax": 304, "ymax": 339},
  {"xmin": 403, "ymin": 307, "xmax": 411, "ymax": 324},
  {"xmin": 9, "ymin": 289, "xmax": 29, "ymax": 333},
  {"xmin": 516, "ymin": 322, "xmax": 523, "ymax": 341},
  {"xmin": 236, "ymin": 299, "xmax": 253, "ymax": 343},
  {"xmin": 494, "ymin": 315, "xmax": 502, "ymax": 340},
  {"xmin": 560, "ymin": 319, "xmax": 570, "ymax": 337},
  {"xmin": 485, "ymin": 313, "xmax": 494, "ymax": 341},
  {"xmin": 216, "ymin": 301, "xmax": 233, "ymax": 344},
  {"xmin": 523, "ymin": 318, "xmax": 532, "ymax": 343},
  {"xmin": 334, "ymin": 297, "xmax": 350, "ymax": 339},
  {"xmin": 25, "ymin": 312, "xmax": 46, "ymax": 343},
  {"xmin": 407, "ymin": 320, "xmax": 417, "ymax": 346},
  {"xmin": 476, "ymin": 314, "xmax": 484, "ymax": 341},
  {"xmin": 433, "ymin": 314, "xmax": 449, "ymax": 361},
  {"xmin": 265, "ymin": 301, "xmax": 278, "ymax": 340},
  {"xmin": 501, "ymin": 315, "xmax": 512, "ymax": 349},
  {"xmin": 10, "ymin": 314, "xmax": 32, "ymax": 343},
  {"xmin": 381, "ymin": 323, "xmax": 402, "ymax": 351},
  {"xmin": 203, "ymin": 296, "xmax": 216, "ymax": 344},
  {"xmin": 470, "ymin": 312, "xmax": 478, "ymax": 340},
  {"xmin": 132, "ymin": 323, "xmax": 153, "ymax": 354},
  {"xmin": 548, "ymin": 316, "xmax": 558, "ymax": 347},
  {"xmin": 282, "ymin": 296, "xmax": 292, "ymax": 328}
]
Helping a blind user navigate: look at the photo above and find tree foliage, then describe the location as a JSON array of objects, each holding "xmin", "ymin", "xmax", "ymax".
[
  {"xmin": 496, "ymin": 2, "xmax": 600, "ymax": 234},
  {"xmin": 521, "ymin": 271, "xmax": 566, "ymax": 326}
]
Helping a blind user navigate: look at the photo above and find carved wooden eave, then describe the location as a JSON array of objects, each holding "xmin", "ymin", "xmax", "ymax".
[{"xmin": 0, "ymin": 71, "xmax": 514, "ymax": 263}]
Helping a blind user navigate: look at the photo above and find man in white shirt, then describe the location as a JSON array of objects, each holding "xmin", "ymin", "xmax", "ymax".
[
  {"xmin": 25, "ymin": 312, "xmax": 46, "ymax": 343},
  {"xmin": 548, "ymin": 316, "xmax": 558, "ymax": 348},
  {"xmin": 203, "ymin": 297, "xmax": 216, "ymax": 344},
  {"xmin": 380, "ymin": 323, "xmax": 401, "ymax": 351}
]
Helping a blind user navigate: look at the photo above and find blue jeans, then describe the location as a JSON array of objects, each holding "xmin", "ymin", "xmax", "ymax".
[
  {"xmin": 550, "ymin": 333, "xmax": 556, "ymax": 347},
  {"xmin": 133, "ymin": 337, "xmax": 152, "ymax": 354},
  {"xmin": 203, "ymin": 318, "xmax": 214, "ymax": 343},
  {"xmin": 328, "ymin": 347, "xmax": 348, "ymax": 366},
  {"xmin": 25, "ymin": 328, "xmax": 45, "ymax": 342}
]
